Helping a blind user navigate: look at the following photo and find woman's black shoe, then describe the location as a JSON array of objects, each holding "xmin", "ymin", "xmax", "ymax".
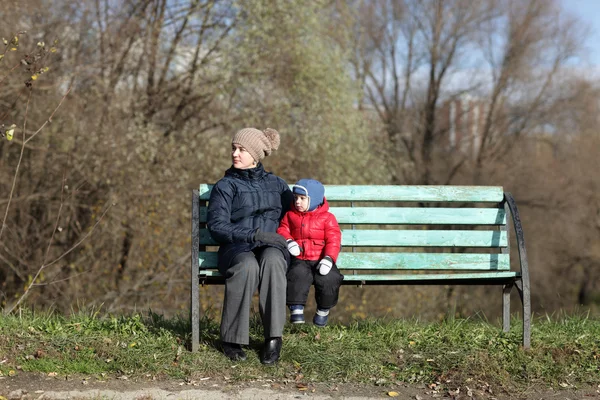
[
  {"xmin": 222, "ymin": 342, "xmax": 247, "ymax": 361},
  {"xmin": 260, "ymin": 337, "xmax": 282, "ymax": 365}
]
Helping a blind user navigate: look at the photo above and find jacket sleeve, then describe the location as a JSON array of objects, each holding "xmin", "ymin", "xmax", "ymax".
[
  {"xmin": 277, "ymin": 212, "xmax": 293, "ymax": 240},
  {"xmin": 279, "ymin": 179, "xmax": 293, "ymax": 220},
  {"xmin": 207, "ymin": 181, "xmax": 255, "ymax": 244},
  {"xmin": 323, "ymin": 213, "xmax": 342, "ymax": 262}
]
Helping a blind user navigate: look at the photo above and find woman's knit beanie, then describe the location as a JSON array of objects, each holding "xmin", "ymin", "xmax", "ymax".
[{"xmin": 232, "ymin": 128, "xmax": 280, "ymax": 162}]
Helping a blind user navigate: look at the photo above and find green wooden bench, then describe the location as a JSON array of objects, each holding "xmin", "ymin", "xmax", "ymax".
[{"xmin": 191, "ymin": 185, "xmax": 531, "ymax": 352}]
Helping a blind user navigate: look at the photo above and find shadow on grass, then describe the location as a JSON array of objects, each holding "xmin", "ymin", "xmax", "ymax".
[
  {"xmin": 140, "ymin": 308, "xmax": 281, "ymax": 357},
  {"xmin": 143, "ymin": 309, "xmax": 222, "ymax": 352}
]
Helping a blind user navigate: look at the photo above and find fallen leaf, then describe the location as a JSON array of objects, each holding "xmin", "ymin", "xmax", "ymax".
[
  {"xmin": 387, "ymin": 391, "xmax": 399, "ymax": 397},
  {"xmin": 296, "ymin": 382, "xmax": 308, "ymax": 391}
]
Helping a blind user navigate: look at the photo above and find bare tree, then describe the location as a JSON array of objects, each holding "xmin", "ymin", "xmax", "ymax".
[{"xmin": 338, "ymin": 0, "xmax": 583, "ymax": 185}]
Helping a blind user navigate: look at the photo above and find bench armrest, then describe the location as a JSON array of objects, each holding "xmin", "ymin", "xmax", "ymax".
[
  {"xmin": 503, "ymin": 192, "xmax": 531, "ymax": 349},
  {"xmin": 502, "ymin": 192, "xmax": 530, "ymax": 291}
]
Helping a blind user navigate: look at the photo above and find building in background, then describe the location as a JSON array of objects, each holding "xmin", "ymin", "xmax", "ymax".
[{"xmin": 439, "ymin": 94, "xmax": 488, "ymax": 160}]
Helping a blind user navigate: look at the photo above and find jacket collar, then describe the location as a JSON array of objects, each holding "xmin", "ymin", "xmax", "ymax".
[{"xmin": 225, "ymin": 162, "xmax": 267, "ymax": 181}]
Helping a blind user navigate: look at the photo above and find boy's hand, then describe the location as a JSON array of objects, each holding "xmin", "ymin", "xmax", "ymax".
[
  {"xmin": 318, "ymin": 256, "xmax": 333, "ymax": 275},
  {"xmin": 287, "ymin": 239, "xmax": 301, "ymax": 256}
]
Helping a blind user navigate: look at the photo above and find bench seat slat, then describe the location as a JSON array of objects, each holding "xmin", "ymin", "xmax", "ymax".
[
  {"xmin": 341, "ymin": 272, "xmax": 519, "ymax": 281},
  {"xmin": 198, "ymin": 270, "xmax": 518, "ymax": 281},
  {"xmin": 199, "ymin": 252, "xmax": 509, "ymax": 270},
  {"xmin": 199, "ymin": 207, "xmax": 507, "ymax": 225},
  {"xmin": 199, "ymin": 184, "xmax": 504, "ymax": 202},
  {"xmin": 199, "ymin": 229, "xmax": 507, "ymax": 247}
]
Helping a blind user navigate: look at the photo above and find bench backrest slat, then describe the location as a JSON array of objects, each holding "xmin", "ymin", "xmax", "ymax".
[
  {"xmin": 199, "ymin": 252, "xmax": 509, "ymax": 271},
  {"xmin": 199, "ymin": 228, "xmax": 506, "ymax": 247},
  {"xmin": 199, "ymin": 207, "xmax": 506, "ymax": 225},
  {"xmin": 199, "ymin": 184, "xmax": 503, "ymax": 202}
]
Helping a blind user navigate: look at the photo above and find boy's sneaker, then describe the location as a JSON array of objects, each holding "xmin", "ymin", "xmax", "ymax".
[
  {"xmin": 313, "ymin": 308, "xmax": 330, "ymax": 327},
  {"xmin": 289, "ymin": 305, "xmax": 305, "ymax": 324}
]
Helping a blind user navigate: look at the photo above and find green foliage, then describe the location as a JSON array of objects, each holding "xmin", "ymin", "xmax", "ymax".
[
  {"xmin": 226, "ymin": 0, "xmax": 387, "ymax": 184},
  {"xmin": 1, "ymin": 310, "xmax": 599, "ymax": 393}
]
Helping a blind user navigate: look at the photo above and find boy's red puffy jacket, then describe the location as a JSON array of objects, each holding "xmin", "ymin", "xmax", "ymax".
[{"xmin": 277, "ymin": 198, "xmax": 341, "ymax": 262}]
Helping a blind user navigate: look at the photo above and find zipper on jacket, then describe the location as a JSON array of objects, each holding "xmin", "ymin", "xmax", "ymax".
[{"xmin": 300, "ymin": 214, "xmax": 306, "ymax": 255}]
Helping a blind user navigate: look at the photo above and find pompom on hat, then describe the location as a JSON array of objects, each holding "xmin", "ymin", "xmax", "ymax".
[{"xmin": 232, "ymin": 127, "xmax": 280, "ymax": 162}]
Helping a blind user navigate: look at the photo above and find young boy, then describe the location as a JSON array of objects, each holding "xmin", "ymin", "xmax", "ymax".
[{"xmin": 277, "ymin": 179, "xmax": 343, "ymax": 327}]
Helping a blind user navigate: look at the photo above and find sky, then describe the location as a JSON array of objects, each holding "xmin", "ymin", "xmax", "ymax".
[{"xmin": 563, "ymin": 0, "xmax": 600, "ymax": 65}]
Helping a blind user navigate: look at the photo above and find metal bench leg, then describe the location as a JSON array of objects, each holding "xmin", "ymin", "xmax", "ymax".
[
  {"xmin": 191, "ymin": 190, "xmax": 201, "ymax": 352},
  {"xmin": 502, "ymin": 283, "xmax": 512, "ymax": 333},
  {"xmin": 515, "ymin": 279, "xmax": 531, "ymax": 349},
  {"xmin": 191, "ymin": 276, "xmax": 200, "ymax": 352}
]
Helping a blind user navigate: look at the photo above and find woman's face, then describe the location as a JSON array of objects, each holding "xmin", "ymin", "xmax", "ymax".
[
  {"xmin": 294, "ymin": 194, "xmax": 309, "ymax": 212},
  {"xmin": 231, "ymin": 143, "xmax": 256, "ymax": 169}
]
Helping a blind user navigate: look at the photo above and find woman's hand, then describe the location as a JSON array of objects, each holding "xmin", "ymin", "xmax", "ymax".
[{"xmin": 253, "ymin": 230, "xmax": 287, "ymax": 248}]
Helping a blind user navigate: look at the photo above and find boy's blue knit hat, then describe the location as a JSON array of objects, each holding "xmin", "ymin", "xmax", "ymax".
[{"xmin": 293, "ymin": 179, "xmax": 325, "ymax": 211}]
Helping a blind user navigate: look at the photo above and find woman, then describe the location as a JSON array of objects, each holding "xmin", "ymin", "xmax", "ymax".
[{"xmin": 207, "ymin": 127, "xmax": 292, "ymax": 365}]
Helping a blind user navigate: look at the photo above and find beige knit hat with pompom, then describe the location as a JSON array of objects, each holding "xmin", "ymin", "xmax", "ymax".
[{"xmin": 232, "ymin": 127, "xmax": 280, "ymax": 162}]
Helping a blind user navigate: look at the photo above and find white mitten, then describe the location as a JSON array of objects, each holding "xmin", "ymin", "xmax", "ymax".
[
  {"xmin": 287, "ymin": 239, "xmax": 301, "ymax": 256},
  {"xmin": 318, "ymin": 256, "xmax": 333, "ymax": 275}
]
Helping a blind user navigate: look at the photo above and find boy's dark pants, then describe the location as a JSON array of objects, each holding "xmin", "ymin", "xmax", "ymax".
[{"xmin": 286, "ymin": 258, "xmax": 344, "ymax": 309}]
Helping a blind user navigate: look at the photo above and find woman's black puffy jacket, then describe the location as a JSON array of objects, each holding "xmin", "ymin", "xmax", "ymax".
[{"xmin": 207, "ymin": 163, "xmax": 293, "ymax": 272}]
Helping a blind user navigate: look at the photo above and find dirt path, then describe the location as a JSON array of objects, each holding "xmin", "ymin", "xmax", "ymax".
[{"xmin": 1, "ymin": 373, "xmax": 598, "ymax": 399}]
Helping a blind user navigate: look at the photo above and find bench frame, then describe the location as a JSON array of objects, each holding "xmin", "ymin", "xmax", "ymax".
[{"xmin": 190, "ymin": 186, "xmax": 530, "ymax": 352}]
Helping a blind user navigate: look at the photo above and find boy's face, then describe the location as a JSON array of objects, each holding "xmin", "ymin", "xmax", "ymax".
[{"xmin": 294, "ymin": 194, "xmax": 309, "ymax": 212}]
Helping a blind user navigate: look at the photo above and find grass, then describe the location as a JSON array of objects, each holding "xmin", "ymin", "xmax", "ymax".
[{"xmin": 0, "ymin": 309, "xmax": 599, "ymax": 393}]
